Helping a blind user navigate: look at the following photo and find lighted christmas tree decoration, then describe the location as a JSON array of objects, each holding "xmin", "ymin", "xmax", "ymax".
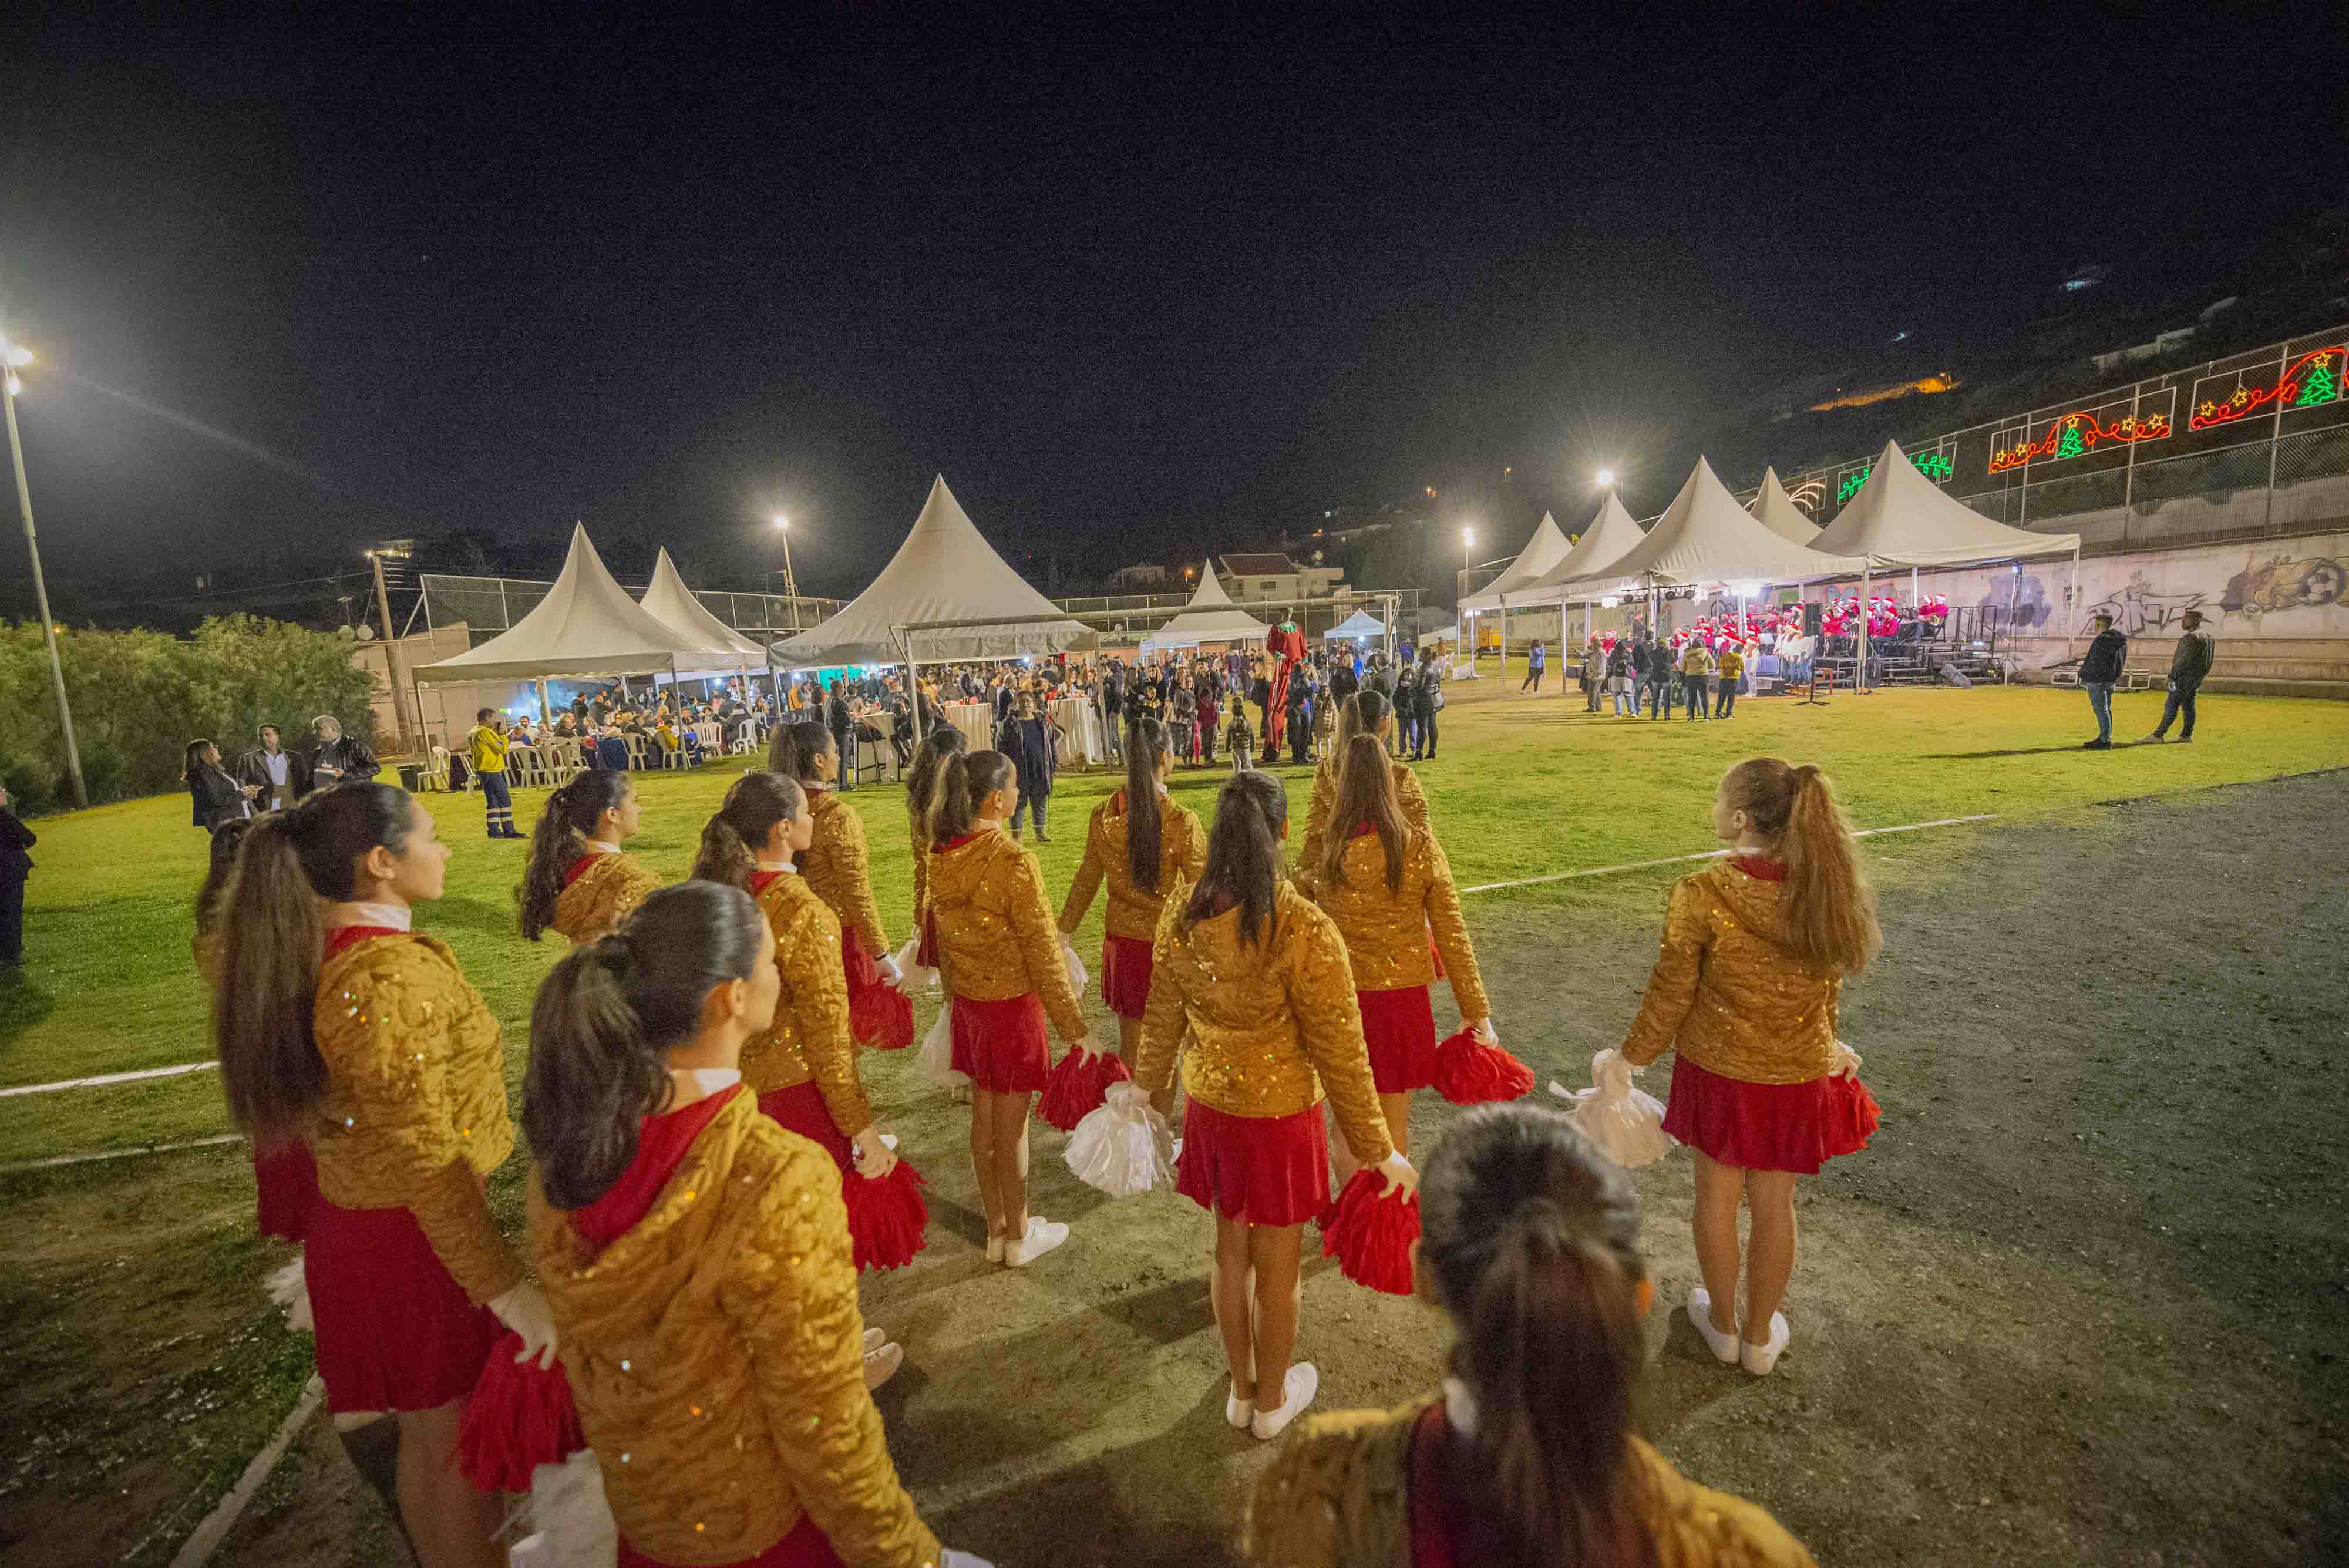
[
  {"xmin": 2188, "ymin": 345, "xmax": 2347, "ymax": 429},
  {"xmin": 1990, "ymin": 389, "xmax": 2175, "ymax": 472},
  {"xmin": 2297, "ymin": 351, "xmax": 2338, "ymax": 410},
  {"xmin": 2055, "ymin": 417, "xmax": 2085, "ymax": 460}
]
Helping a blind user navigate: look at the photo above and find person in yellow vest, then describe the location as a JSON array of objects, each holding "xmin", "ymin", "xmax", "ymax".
[
  {"xmin": 1714, "ymin": 637, "xmax": 1747, "ymax": 719},
  {"xmin": 465, "ymin": 709, "xmax": 520, "ymax": 839}
]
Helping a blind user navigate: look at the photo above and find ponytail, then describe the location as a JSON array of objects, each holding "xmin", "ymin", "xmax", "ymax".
[
  {"xmin": 519, "ymin": 770, "xmax": 632, "ymax": 941},
  {"xmin": 767, "ymin": 718, "xmax": 836, "ymax": 783},
  {"xmin": 1123, "ymin": 716, "xmax": 1169, "ymax": 893},
  {"xmin": 524, "ymin": 881, "xmax": 767, "ymax": 1209},
  {"xmin": 1421, "ymin": 1104, "xmax": 1654, "ymax": 1568},
  {"xmin": 1184, "ymin": 769, "xmax": 1287, "ymax": 946},
  {"xmin": 927, "ymin": 750, "xmax": 1013, "ymax": 847},
  {"xmin": 1721, "ymin": 757, "xmax": 1881, "ymax": 976},
  {"xmin": 212, "ymin": 783, "xmax": 416, "ymax": 1146},
  {"xmin": 691, "ymin": 772, "xmax": 805, "ymax": 891},
  {"xmin": 1321, "ymin": 734, "xmax": 1405, "ymax": 895},
  {"xmin": 904, "ymin": 725, "xmax": 969, "ymax": 842},
  {"xmin": 1337, "ymin": 688, "xmax": 1390, "ymax": 751}
]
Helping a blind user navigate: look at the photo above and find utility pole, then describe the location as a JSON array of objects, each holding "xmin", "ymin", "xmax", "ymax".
[
  {"xmin": 1, "ymin": 329, "xmax": 87, "ymax": 808},
  {"xmin": 366, "ymin": 547, "xmax": 412, "ymax": 751}
]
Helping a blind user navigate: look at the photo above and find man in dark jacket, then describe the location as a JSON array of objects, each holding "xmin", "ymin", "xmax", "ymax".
[
  {"xmin": 1000, "ymin": 694, "xmax": 1058, "ymax": 842},
  {"xmin": 0, "ymin": 783, "xmax": 32, "ymax": 967},
  {"xmin": 826, "ymin": 679, "xmax": 856, "ymax": 792},
  {"xmin": 1101, "ymin": 662, "xmax": 1125, "ymax": 759},
  {"xmin": 2072, "ymin": 613, "xmax": 2129, "ymax": 749},
  {"xmin": 234, "ymin": 724, "xmax": 311, "ymax": 811},
  {"xmin": 2146, "ymin": 611, "xmax": 2215, "ymax": 744},
  {"xmin": 307, "ymin": 715, "xmax": 379, "ymax": 790}
]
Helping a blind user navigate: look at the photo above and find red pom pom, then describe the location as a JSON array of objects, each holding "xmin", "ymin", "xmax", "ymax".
[
  {"xmin": 840, "ymin": 1158, "xmax": 929, "ymax": 1272},
  {"xmin": 850, "ymin": 981, "xmax": 916, "ymax": 1049},
  {"xmin": 1037, "ymin": 1049, "xmax": 1133, "ymax": 1132},
  {"xmin": 1318, "ymin": 1166, "xmax": 1420, "ymax": 1296},
  {"xmin": 1430, "ymin": 1027, "xmax": 1535, "ymax": 1106},
  {"xmin": 456, "ymin": 1334, "xmax": 584, "ymax": 1493},
  {"xmin": 1823, "ymin": 1073, "xmax": 1881, "ymax": 1158}
]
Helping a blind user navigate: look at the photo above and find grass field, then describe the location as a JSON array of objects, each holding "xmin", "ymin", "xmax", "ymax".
[{"xmin": 2, "ymin": 675, "xmax": 2345, "ymax": 1566}]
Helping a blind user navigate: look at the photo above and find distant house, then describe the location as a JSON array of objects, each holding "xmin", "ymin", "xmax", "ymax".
[
  {"xmin": 1110, "ymin": 561, "xmax": 1170, "ymax": 589},
  {"xmin": 1217, "ymin": 553, "xmax": 1347, "ymax": 605}
]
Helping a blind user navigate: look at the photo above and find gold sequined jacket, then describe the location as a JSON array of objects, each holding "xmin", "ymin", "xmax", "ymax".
[
  {"xmin": 1137, "ymin": 879, "xmax": 1392, "ymax": 1164},
  {"xmin": 1621, "ymin": 863, "xmax": 1841, "ymax": 1085},
  {"xmin": 742, "ymin": 872, "xmax": 871, "ymax": 1135},
  {"xmin": 906, "ymin": 810, "xmax": 932, "ymax": 936},
  {"xmin": 553, "ymin": 852, "xmax": 661, "ymax": 944},
  {"xmin": 312, "ymin": 933, "xmax": 523, "ymax": 1302},
  {"xmin": 1294, "ymin": 756, "xmax": 1429, "ymax": 899},
  {"xmin": 1057, "ymin": 790, "xmax": 1206, "ymax": 941},
  {"xmin": 927, "ymin": 826, "xmax": 1086, "ymax": 1042},
  {"xmin": 1247, "ymin": 1396, "xmax": 1818, "ymax": 1568},
  {"xmin": 1312, "ymin": 830, "xmax": 1488, "ymax": 1021},
  {"xmin": 530, "ymin": 1091, "xmax": 941, "ymax": 1567},
  {"xmin": 802, "ymin": 789, "xmax": 890, "ymax": 960}
]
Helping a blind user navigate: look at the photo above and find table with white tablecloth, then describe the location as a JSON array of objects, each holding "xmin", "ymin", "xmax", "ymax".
[
  {"xmin": 944, "ymin": 702, "xmax": 996, "ymax": 755},
  {"xmin": 1051, "ymin": 696, "xmax": 1106, "ymax": 766}
]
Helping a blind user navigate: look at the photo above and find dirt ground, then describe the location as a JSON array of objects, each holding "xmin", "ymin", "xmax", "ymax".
[{"xmin": 6, "ymin": 770, "xmax": 2345, "ymax": 1566}]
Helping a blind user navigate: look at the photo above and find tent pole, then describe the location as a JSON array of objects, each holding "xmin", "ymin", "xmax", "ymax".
[
  {"xmin": 1497, "ymin": 606, "xmax": 1506, "ymax": 682},
  {"xmin": 1859, "ymin": 564, "xmax": 1872, "ymax": 694},
  {"xmin": 2068, "ymin": 542, "xmax": 2081, "ymax": 635},
  {"xmin": 536, "ymin": 679, "xmax": 551, "ymax": 725}
]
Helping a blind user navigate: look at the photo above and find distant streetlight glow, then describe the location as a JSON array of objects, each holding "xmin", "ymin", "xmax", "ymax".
[
  {"xmin": 2, "ymin": 345, "xmax": 29, "ymax": 368},
  {"xmin": 770, "ymin": 513, "xmax": 789, "ymax": 530},
  {"xmin": 1595, "ymin": 467, "xmax": 1616, "ymax": 487},
  {"xmin": 1462, "ymin": 527, "xmax": 1475, "ymax": 549}
]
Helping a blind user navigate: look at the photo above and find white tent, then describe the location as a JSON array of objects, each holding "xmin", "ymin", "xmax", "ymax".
[
  {"xmin": 1511, "ymin": 493, "xmax": 1649, "ymax": 607},
  {"xmin": 1547, "ymin": 458, "xmax": 1870, "ymax": 598},
  {"xmin": 1141, "ymin": 567, "xmax": 1270, "ymax": 652},
  {"xmin": 413, "ymin": 524, "xmax": 720, "ymax": 686},
  {"xmin": 770, "ymin": 475, "xmax": 1085, "ymax": 668},
  {"xmin": 1751, "ymin": 468, "xmax": 1820, "ymax": 547},
  {"xmin": 638, "ymin": 548, "xmax": 766, "ymax": 672},
  {"xmin": 1812, "ymin": 439, "xmax": 2082, "ymax": 567},
  {"xmin": 1460, "ymin": 512, "xmax": 1573, "ymax": 612},
  {"xmin": 1324, "ymin": 609, "xmax": 1386, "ymax": 640}
]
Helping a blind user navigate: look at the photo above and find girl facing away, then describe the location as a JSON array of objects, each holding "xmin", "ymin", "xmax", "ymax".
[{"xmin": 517, "ymin": 769, "xmax": 658, "ymax": 944}]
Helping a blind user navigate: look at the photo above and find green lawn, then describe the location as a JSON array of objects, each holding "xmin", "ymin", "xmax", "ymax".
[{"xmin": 2, "ymin": 679, "xmax": 2342, "ymax": 1166}]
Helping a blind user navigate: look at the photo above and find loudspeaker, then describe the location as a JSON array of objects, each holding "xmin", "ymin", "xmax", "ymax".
[{"xmin": 1803, "ymin": 601, "xmax": 1823, "ymax": 636}]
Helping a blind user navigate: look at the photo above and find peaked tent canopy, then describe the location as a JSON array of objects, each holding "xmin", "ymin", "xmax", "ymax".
[
  {"xmin": 1460, "ymin": 512, "xmax": 1574, "ymax": 612},
  {"xmin": 1751, "ymin": 468, "xmax": 1822, "ymax": 547},
  {"xmin": 413, "ymin": 524, "xmax": 722, "ymax": 684},
  {"xmin": 1142, "ymin": 567, "xmax": 1271, "ymax": 651},
  {"xmin": 1510, "ymin": 493, "xmax": 1649, "ymax": 604},
  {"xmin": 638, "ymin": 549, "xmax": 766, "ymax": 671},
  {"xmin": 1544, "ymin": 459, "xmax": 1870, "ymax": 599},
  {"xmin": 1810, "ymin": 440, "xmax": 2082, "ymax": 566},
  {"xmin": 770, "ymin": 476, "xmax": 1086, "ymax": 667},
  {"xmin": 1324, "ymin": 609, "xmax": 1387, "ymax": 640}
]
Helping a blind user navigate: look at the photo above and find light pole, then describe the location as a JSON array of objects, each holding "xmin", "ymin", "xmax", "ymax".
[
  {"xmin": 1460, "ymin": 525, "xmax": 1476, "ymax": 672},
  {"xmin": 364, "ymin": 547, "xmax": 414, "ymax": 751},
  {"xmin": 770, "ymin": 514, "xmax": 800, "ymax": 632},
  {"xmin": 1, "ymin": 334, "xmax": 87, "ymax": 809}
]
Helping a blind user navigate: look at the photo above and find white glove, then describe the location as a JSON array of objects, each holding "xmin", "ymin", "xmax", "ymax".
[
  {"xmin": 1830, "ymin": 1041, "xmax": 1863, "ymax": 1079},
  {"xmin": 1375, "ymin": 1150, "xmax": 1419, "ymax": 1200},
  {"xmin": 1468, "ymin": 1017, "xmax": 1499, "ymax": 1047},
  {"xmin": 489, "ymin": 1280, "xmax": 560, "ymax": 1370},
  {"xmin": 877, "ymin": 954, "xmax": 904, "ymax": 987},
  {"xmin": 851, "ymin": 1125, "xmax": 899, "ymax": 1180}
]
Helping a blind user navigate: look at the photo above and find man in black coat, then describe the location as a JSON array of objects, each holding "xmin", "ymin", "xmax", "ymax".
[
  {"xmin": 2069, "ymin": 613, "xmax": 2129, "ymax": 749},
  {"xmin": 234, "ymin": 724, "xmax": 312, "ymax": 811},
  {"xmin": 2147, "ymin": 610, "xmax": 2215, "ymax": 744},
  {"xmin": 826, "ymin": 679, "xmax": 856, "ymax": 792},
  {"xmin": 307, "ymin": 715, "xmax": 379, "ymax": 790},
  {"xmin": 0, "ymin": 783, "xmax": 32, "ymax": 968}
]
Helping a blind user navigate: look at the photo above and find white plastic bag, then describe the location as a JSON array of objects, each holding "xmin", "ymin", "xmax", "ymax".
[
  {"xmin": 918, "ymin": 1003, "xmax": 969, "ymax": 1093},
  {"xmin": 890, "ymin": 934, "xmax": 938, "ymax": 995},
  {"xmin": 512, "ymin": 1448, "xmax": 616, "ymax": 1567},
  {"xmin": 264, "ymin": 1253, "xmax": 314, "ymax": 1334},
  {"xmin": 1549, "ymin": 1049, "xmax": 1675, "ymax": 1169},
  {"xmin": 1061, "ymin": 937, "xmax": 1088, "ymax": 1000},
  {"xmin": 1065, "ymin": 1082, "xmax": 1176, "ymax": 1197}
]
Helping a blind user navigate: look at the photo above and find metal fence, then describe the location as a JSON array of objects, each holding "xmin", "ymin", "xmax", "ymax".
[
  {"xmin": 419, "ymin": 574, "xmax": 845, "ymax": 647},
  {"xmin": 1051, "ymin": 585, "xmax": 1429, "ymax": 641}
]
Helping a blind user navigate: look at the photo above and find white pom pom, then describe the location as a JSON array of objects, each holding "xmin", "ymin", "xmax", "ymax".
[
  {"xmin": 1065, "ymin": 1082, "xmax": 1176, "ymax": 1197},
  {"xmin": 889, "ymin": 936, "xmax": 938, "ymax": 995},
  {"xmin": 918, "ymin": 1005, "xmax": 968, "ymax": 1093},
  {"xmin": 516, "ymin": 1448, "xmax": 615, "ymax": 1567},
  {"xmin": 1553, "ymin": 1050, "xmax": 1676, "ymax": 1169},
  {"xmin": 264, "ymin": 1254, "xmax": 314, "ymax": 1334},
  {"xmin": 1061, "ymin": 937, "xmax": 1088, "ymax": 1000}
]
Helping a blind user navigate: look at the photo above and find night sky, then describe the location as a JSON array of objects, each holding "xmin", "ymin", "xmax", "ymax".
[{"xmin": 0, "ymin": 11, "xmax": 2326, "ymax": 597}]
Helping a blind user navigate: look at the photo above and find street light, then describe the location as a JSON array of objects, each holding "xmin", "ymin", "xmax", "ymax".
[
  {"xmin": 770, "ymin": 514, "xmax": 801, "ymax": 632},
  {"xmin": 1595, "ymin": 467, "xmax": 1616, "ymax": 488},
  {"xmin": 1460, "ymin": 526, "xmax": 1478, "ymax": 671},
  {"xmin": 0, "ymin": 331, "xmax": 87, "ymax": 808}
]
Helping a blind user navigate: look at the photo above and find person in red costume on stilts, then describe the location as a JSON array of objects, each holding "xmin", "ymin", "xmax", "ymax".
[{"xmin": 1263, "ymin": 619, "xmax": 1308, "ymax": 761}]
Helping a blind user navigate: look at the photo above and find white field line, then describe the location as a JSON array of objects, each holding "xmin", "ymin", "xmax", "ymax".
[
  {"xmin": 167, "ymin": 1375, "xmax": 326, "ymax": 1568},
  {"xmin": 0, "ymin": 1133, "xmax": 243, "ymax": 1175},
  {"xmin": 0, "ymin": 1059, "xmax": 219, "ymax": 1098},
  {"xmin": 1459, "ymin": 813, "xmax": 1997, "ymax": 894}
]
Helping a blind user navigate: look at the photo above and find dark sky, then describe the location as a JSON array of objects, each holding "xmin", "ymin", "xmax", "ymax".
[{"xmin": 0, "ymin": 10, "xmax": 2328, "ymax": 596}]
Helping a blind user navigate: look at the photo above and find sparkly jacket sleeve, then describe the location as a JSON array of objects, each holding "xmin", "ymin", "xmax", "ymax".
[
  {"xmin": 1621, "ymin": 875, "xmax": 1711, "ymax": 1069},
  {"xmin": 1011, "ymin": 847, "xmax": 1086, "ymax": 1043},
  {"xmin": 1135, "ymin": 890, "xmax": 1192, "ymax": 1098},
  {"xmin": 782, "ymin": 893, "xmax": 873, "ymax": 1136},
  {"xmin": 1292, "ymin": 763, "xmax": 1337, "ymax": 899},
  {"xmin": 907, "ymin": 815, "xmax": 930, "ymax": 931},
  {"xmin": 1420, "ymin": 838, "xmax": 1489, "ymax": 1023},
  {"xmin": 1056, "ymin": 805, "xmax": 1109, "ymax": 935},
  {"xmin": 721, "ymin": 1146, "xmax": 943, "ymax": 1567},
  {"xmin": 1288, "ymin": 903, "xmax": 1393, "ymax": 1166},
  {"xmin": 817, "ymin": 800, "xmax": 890, "ymax": 959}
]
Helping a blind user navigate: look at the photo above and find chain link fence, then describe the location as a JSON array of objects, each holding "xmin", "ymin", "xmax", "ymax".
[{"xmin": 420, "ymin": 575, "xmax": 843, "ymax": 647}]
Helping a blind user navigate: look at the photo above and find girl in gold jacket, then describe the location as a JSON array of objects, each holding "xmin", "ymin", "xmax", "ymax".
[
  {"xmin": 1056, "ymin": 715, "xmax": 1204, "ymax": 1089},
  {"xmin": 213, "ymin": 784, "xmax": 552, "ymax": 1568},
  {"xmin": 524, "ymin": 883, "xmax": 983, "ymax": 1568},
  {"xmin": 927, "ymin": 749, "xmax": 1095, "ymax": 1268},
  {"xmin": 1292, "ymin": 690, "xmax": 1429, "ymax": 899},
  {"xmin": 772, "ymin": 720, "xmax": 905, "ymax": 1043},
  {"xmin": 1136, "ymin": 770, "xmax": 1414, "ymax": 1443},
  {"xmin": 517, "ymin": 770, "xmax": 660, "ymax": 945},
  {"xmin": 901, "ymin": 725, "xmax": 968, "ymax": 968},
  {"xmin": 1310, "ymin": 735, "xmax": 1497, "ymax": 1174},
  {"xmin": 1246, "ymin": 1103, "xmax": 1819, "ymax": 1568}
]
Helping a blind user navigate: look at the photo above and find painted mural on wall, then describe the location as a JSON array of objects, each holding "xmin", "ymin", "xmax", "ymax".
[
  {"xmin": 2222, "ymin": 552, "xmax": 2346, "ymax": 616},
  {"xmin": 1904, "ymin": 531, "xmax": 2349, "ymax": 639}
]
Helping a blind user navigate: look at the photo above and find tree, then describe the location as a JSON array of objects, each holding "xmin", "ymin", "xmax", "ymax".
[{"xmin": 2296, "ymin": 352, "xmax": 2339, "ymax": 409}]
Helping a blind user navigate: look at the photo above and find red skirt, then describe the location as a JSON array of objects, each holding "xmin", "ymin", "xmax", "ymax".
[
  {"xmin": 759, "ymin": 1081, "xmax": 931, "ymax": 1273},
  {"xmin": 950, "ymin": 992, "xmax": 1051, "ymax": 1095},
  {"xmin": 253, "ymin": 1139, "xmax": 319, "ymax": 1243},
  {"xmin": 1176, "ymin": 1100, "xmax": 1331, "ymax": 1227},
  {"xmin": 306, "ymin": 1199, "xmax": 504, "ymax": 1415},
  {"xmin": 915, "ymin": 911, "xmax": 939, "ymax": 970},
  {"xmin": 1357, "ymin": 985, "xmax": 1438, "ymax": 1093},
  {"xmin": 621, "ymin": 1513, "xmax": 843, "ymax": 1568},
  {"xmin": 1101, "ymin": 933, "xmax": 1155, "ymax": 1020},
  {"xmin": 1660, "ymin": 1054, "xmax": 1877, "ymax": 1175},
  {"xmin": 758, "ymin": 1080, "xmax": 857, "ymax": 1165}
]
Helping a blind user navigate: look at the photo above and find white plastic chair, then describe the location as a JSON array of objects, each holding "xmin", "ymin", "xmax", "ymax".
[{"xmin": 419, "ymin": 746, "xmax": 452, "ymax": 792}]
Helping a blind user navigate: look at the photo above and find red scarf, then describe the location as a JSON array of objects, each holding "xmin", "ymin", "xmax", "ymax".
[
  {"xmin": 325, "ymin": 926, "xmax": 405, "ymax": 958},
  {"xmin": 571, "ymin": 1086, "xmax": 742, "ymax": 1249},
  {"xmin": 1730, "ymin": 855, "xmax": 1788, "ymax": 882}
]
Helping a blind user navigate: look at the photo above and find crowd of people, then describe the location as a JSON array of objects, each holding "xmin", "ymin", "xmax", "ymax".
[{"xmin": 191, "ymin": 682, "xmax": 1884, "ymax": 1567}]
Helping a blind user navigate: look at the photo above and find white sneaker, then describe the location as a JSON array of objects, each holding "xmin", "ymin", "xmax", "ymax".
[
  {"xmin": 1689, "ymin": 1288, "xmax": 1742, "ymax": 1365},
  {"xmin": 1004, "ymin": 1217, "xmax": 1070, "ymax": 1267},
  {"xmin": 862, "ymin": 1340, "xmax": 904, "ymax": 1390},
  {"xmin": 1251, "ymin": 1364, "xmax": 1318, "ymax": 1441},
  {"xmin": 1224, "ymin": 1381, "xmax": 1255, "ymax": 1430},
  {"xmin": 1739, "ymin": 1314, "xmax": 1790, "ymax": 1377},
  {"xmin": 862, "ymin": 1327, "xmax": 887, "ymax": 1356}
]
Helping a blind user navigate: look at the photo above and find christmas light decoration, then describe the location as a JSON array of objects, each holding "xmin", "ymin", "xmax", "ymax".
[
  {"xmin": 1989, "ymin": 387, "xmax": 2176, "ymax": 473},
  {"xmin": 1834, "ymin": 450, "xmax": 1954, "ymax": 505},
  {"xmin": 2188, "ymin": 346, "xmax": 2345, "ymax": 430}
]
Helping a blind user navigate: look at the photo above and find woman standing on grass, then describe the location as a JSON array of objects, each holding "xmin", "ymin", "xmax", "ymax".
[
  {"xmin": 516, "ymin": 770, "xmax": 658, "ymax": 945},
  {"xmin": 927, "ymin": 750, "xmax": 1095, "ymax": 1267},
  {"xmin": 770, "ymin": 719, "xmax": 906, "ymax": 1043},
  {"xmin": 1311, "ymin": 735, "xmax": 1496, "ymax": 1176},
  {"xmin": 693, "ymin": 773, "xmax": 928, "ymax": 1307},
  {"xmin": 1056, "ymin": 716, "xmax": 1206, "ymax": 1096},
  {"xmin": 212, "ymin": 783, "xmax": 553, "ymax": 1568},
  {"xmin": 1291, "ymin": 691, "xmax": 1429, "ymax": 897},
  {"xmin": 1136, "ymin": 770, "xmax": 1412, "ymax": 1442},
  {"xmin": 903, "ymin": 725, "xmax": 969, "ymax": 958},
  {"xmin": 1246, "ymin": 1103, "xmax": 1818, "ymax": 1567},
  {"xmin": 1621, "ymin": 757, "xmax": 1882, "ymax": 1376},
  {"xmin": 524, "ymin": 883, "xmax": 984, "ymax": 1568}
]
